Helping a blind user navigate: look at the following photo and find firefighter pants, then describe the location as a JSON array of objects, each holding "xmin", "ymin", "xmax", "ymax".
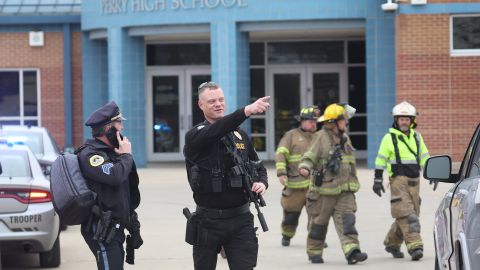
[
  {"xmin": 384, "ymin": 176, "xmax": 423, "ymax": 253},
  {"xmin": 306, "ymin": 191, "xmax": 360, "ymax": 258},
  {"xmin": 280, "ymin": 187, "xmax": 308, "ymax": 239}
]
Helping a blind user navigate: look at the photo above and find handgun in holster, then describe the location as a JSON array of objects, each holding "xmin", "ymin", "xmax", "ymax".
[{"xmin": 183, "ymin": 207, "xmax": 199, "ymax": 245}]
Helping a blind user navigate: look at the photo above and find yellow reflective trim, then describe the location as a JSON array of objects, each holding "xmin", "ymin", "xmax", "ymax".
[
  {"xmin": 286, "ymin": 179, "xmax": 311, "ymax": 189},
  {"xmin": 287, "ymin": 154, "xmax": 302, "ymax": 163},
  {"xmin": 276, "ymin": 146, "xmax": 290, "ymax": 156},
  {"xmin": 310, "ymin": 182, "xmax": 360, "ymax": 195},
  {"xmin": 307, "ymin": 247, "xmax": 323, "ymax": 256},
  {"xmin": 281, "ymin": 228, "xmax": 296, "ymax": 238},
  {"xmin": 406, "ymin": 241, "xmax": 423, "ymax": 252},
  {"xmin": 342, "ymin": 243, "xmax": 359, "ymax": 255}
]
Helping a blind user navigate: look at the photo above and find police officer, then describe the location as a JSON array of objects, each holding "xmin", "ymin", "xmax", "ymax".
[
  {"xmin": 298, "ymin": 103, "xmax": 367, "ymax": 264},
  {"xmin": 373, "ymin": 101, "xmax": 429, "ymax": 261},
  {"xmin": 275, "ymin": 106, "xmax": 320, "ymax": 246},
  {"xmin": 183, "ymin": 82, "xmax": 270, "ymax": 270},
  {"xmin": 78, "ymin": 101, "xmax": 143, "ymax": 269}
]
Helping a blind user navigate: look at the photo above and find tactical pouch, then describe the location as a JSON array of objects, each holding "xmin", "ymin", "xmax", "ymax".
[
  {"xmin": 313, "ymin": 169, "xmax": 324, "ymax": 187},
  {"xmin": 211, "ymin": 169, "xmax": 224, "ymax": 192},
  {"xmin": 185, "ymin": 214, "xmax": 199, "ymax": 245},
  {"xmin": 188, "ymin": 165, "xmax": 201, "ymax": 191},
  {"xmin": 229, "ymin": 174, "xmax": 243, "ymax": 188}
]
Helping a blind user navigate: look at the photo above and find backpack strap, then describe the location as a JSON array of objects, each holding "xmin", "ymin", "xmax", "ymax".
[
  {"xmin": 390, "ymin": 133, "xmax": 401, "ymax": 165},
  {"xmin": 397, "ymin": 133, "xmax": 420, "ymax": 165}
]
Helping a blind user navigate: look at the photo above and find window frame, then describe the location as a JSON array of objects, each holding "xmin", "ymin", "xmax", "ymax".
[
  {"xmin": 450, "ymin": 14, "xmax": 480, "ymax": 57},
  {"xmin": 0, "ymin": 68, "xmax": 41, "ymax": 126}
]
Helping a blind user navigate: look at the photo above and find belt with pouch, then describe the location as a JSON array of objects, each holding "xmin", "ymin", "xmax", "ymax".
[{"xmin": 196, "ymin": 203, "xmax": 250, "ymax": 219}]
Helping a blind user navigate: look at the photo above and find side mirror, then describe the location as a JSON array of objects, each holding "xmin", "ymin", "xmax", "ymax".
[
  {"xmin": 424, "ymin": 155, "xmax": 455, "ymax": 182},
  {"xmin": 44, "ymin": 165, "xmax": 52, "ymax": 176}
]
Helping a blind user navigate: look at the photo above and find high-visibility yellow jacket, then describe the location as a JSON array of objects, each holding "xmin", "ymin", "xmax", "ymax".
[
  {"xmin": 275, "ymin": 128, "xmax": 317, "ymax": 189},
  {"xmin": 375, "ymin": 128, "xmax": 430, "ymax": 177},
  {"xmin": 298, "ymin": 127, "xmax": 359, "ymax": 195}
]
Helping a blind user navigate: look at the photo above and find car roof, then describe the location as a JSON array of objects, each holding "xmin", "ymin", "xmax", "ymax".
[{"xmin": 0, "ymin": 125, "xmax": 47, "ymax": 132}]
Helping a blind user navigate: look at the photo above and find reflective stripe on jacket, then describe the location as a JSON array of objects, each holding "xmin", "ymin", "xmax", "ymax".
[{"xmin": 275, "ymin": 128, "xmax": 316, "ymax": 189}]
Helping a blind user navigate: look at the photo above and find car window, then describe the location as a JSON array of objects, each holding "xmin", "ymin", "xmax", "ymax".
[
  {"xmin": 0, "ymin": 150, "xmax": 31, "ymax": 177},
  {"xmin": 0, "ymin": 131, "xmax": 44, "ymax": 155},
  {"xmin": 47, "ymin": 130, "xmax": 61, "ymax": 154},
  {"xmin": 464, "ymin": 125, "xmax": 480, "ymax": 179}
]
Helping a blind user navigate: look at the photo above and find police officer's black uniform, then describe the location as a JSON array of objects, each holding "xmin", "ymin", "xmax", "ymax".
[
  {"xmin": 183, "ymin": 107, "xmax": 268, "ymax": 270},
  {"xmin": 78, "ymin": 101, "xmax": 141, "ymax": 270}
]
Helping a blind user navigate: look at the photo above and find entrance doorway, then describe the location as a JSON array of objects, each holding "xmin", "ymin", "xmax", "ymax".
[
  {"xmin": 264, "ymin": 65, "xmax": 347, "ymax": 159},
  {"xmin": 146, "ymin": 68, "xmax": 210, "ymax": 161}
]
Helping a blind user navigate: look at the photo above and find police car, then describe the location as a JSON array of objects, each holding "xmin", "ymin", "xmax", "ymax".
[
  {"xmin": 0, "ymin": 125, "xmax": 61, "ymax": 176},
  {"xmin": 0, "ymin": 138, "xmax": 61, "ymax": 267}
]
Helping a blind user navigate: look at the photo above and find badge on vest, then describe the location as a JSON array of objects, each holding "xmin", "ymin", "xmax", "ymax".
[
  {"xmin": 89, "ymin": 155, "xmax": 104, "ymax": 167},
  {"xmin": 234, "ymin": 131, "xmax": 242, "ymax": 140},
  {"xmin": 236, "ymin": 143, "xmax": 245, "ymax": 150}
]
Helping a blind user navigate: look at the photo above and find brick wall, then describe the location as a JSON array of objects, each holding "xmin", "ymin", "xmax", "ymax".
[
  {"xmin": 0, "ymin": 31, "xmax": 83, "ymax": 148},
  {"xmin": 72, "ymin": 31, "xmax": 83, "ymax": 148},
  {"xmin": 396, "ymin": 14, "xmax": 480, "ymax": 161}
]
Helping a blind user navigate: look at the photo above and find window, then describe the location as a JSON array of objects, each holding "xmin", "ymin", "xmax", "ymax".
[
  {"xmin": 0, "ymin": 70, "xmax": 40, "ymax": 126},
  {"xmin": 451, "ymin": 15, "xmax": 480, "ymax": 56}
]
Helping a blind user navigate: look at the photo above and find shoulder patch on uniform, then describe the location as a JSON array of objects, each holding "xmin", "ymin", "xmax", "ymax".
[
  {"xmin": 89, "ymin": 155, "xmax": 105, "ymax": 167},
  {"xmin": 102, "ymin": 162, "xmax": 114, "ymax": 175},
  {"xmin": 197, "ymin": 125, "xmax": 205, "ymax": 130}
]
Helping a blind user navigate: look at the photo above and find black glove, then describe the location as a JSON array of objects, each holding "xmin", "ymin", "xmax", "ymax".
[
  {"xmin": 127, "ymin": 211, "xmax": 143, "ymax": 249},
  {"xmin": 373, "ymin": 178, "xmax": 385, "ymax": 197},
  {"xmin": 128, "ymin": 230, "xmax": 143, "ymax": 249}
]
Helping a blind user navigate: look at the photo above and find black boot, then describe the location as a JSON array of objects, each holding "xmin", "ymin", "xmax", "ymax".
[
  {"xmin": 385, "ymin": 246, "xmax": 405, "ymax": 259},
  {"xmin": 410, "ymin": 248, "xmax": 423, "ymax": 261},
  {"xmin": 347, "ymin": 249, "xmax": 368, "ymax": 265},
  {"xmin": 281, "ymin": 236, "xmax": 290, "ymax": 247},
  {"xmin": 309, "ymin": 255, "xmax": 324, "ymax": 264}
]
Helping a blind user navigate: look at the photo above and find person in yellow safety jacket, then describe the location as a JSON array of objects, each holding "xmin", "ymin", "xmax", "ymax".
[
  {"xmin": 373, "ymin": 101, "xmax": 430, "ymax": 261},
  {"xmin": 275, "ymin": 106, "xmax": 321, "ymax": 247},
  {"xmin": 298, "ymin": 103, "xmax": 368, "ymax": 265}
]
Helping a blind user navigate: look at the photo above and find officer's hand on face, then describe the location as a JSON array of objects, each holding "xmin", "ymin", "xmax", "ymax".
[
  {"xmin": 299, "ymin": 168, "xmax": 310, "ymax": 177},
  {"xmin": 245, "ymin": 96, "xmax": 271, "ymax": 117},
  {"xmin": 252, "ymin": 182, "xmax": 266, "ymax": 195},
  {"xmin": 278, "ymin": 175, "xmax": 288, "ymax": 186},
  {"xmin": 115, "ymin": 131, "xmax": 132, "ymax": 155},
  {"xmin": 373, "ymin": 178, "xmax": 385, "ymax": 197}
]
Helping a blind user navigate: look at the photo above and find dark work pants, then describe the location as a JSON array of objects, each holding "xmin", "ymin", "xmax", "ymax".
[
  {"xmin": 81, "ymin": 223, "xmax": 126, "ymax": 270},
  {"xmin": 193, "ymin": 212, "xmax": 259, "ymax": 270}
]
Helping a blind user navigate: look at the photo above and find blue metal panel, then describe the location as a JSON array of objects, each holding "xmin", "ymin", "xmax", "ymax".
[
  {"xmin": 0, "ymin": 15, "xmax": 80, "ymax": 24},
  {"xmin": 107, "ymin": 27, "xmax": 146, "ymax": 167},
  {"xmin": 82, "ymin": 33, "xmax": 109, "ymax": 141},
  {"xmin": 239, "ymin": 19, "xmax": 365, "ymax": 32},
  {"xmin": 399, "ymin": 3, "xmax": 480, "ymax": 15},
  {"xmin": 63, "ymin": 23, "xmax": 73, "ymax": 147}
]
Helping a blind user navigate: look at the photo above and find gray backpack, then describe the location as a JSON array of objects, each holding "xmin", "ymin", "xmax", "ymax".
[{"xmin": 50, "ymin": 150, "xmax": 96, "ymax": 225}]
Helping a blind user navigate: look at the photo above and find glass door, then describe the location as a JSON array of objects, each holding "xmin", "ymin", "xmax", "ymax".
[
  {"xmin": 267, "ymin": 68, "xmax": 306, "ymax": 159},
  {"xmin": 147, "ymin": 68, "xmax": 211, "ymax": 161},
  {"xmin": 147, "ymin": 70, "xmax": 185, "ymax": 161},
  {"xmin": 308, "ymin": 66, "xmax": 347, "ymax": 113}
]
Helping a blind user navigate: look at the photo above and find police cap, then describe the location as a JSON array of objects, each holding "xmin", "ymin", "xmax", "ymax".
[{"xmin": 85, "ymin": 101, "xmax": 126, "ymax": 127}]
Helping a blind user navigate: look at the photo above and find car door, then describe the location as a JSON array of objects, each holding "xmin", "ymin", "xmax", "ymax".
[{"xmin": 447, "ymin": 124, "xmax": 480, "ymax": 269}]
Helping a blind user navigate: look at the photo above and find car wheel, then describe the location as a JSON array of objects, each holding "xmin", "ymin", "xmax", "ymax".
[{"xmin": 39, "ymin": 236, "xmax": 61, "ymax": 268}]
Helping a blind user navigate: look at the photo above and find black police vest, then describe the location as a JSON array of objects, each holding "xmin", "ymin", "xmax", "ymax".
[{"xmin": 186, "ymin": 131, "xmax": 249, "ymax": 193}]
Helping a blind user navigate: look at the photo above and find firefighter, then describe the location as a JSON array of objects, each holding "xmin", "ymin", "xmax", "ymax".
[
  {"xmin": 275, "ymin": 106, "xmax": 320, "ymax": 246},
  {"xmin": 299, "ymin": 103, "xmax": 367, "ymax": 264},
  {"xmin": 373, "ymin": 101, "xmax": 429, "ymax": 261}
]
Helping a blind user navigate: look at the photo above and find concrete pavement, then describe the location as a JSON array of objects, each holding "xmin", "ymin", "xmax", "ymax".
[{"xmin": 2, "ymin": 162, "xmax": 449, "ymax": 269}]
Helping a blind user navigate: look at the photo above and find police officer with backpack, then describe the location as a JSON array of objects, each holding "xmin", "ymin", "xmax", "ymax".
[{"xmin": 78, "ymin": 101, "xmax": 143, "ymax": 269}]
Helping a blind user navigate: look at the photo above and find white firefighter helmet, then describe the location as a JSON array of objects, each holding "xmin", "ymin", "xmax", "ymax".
[{"xmin": 392, "ymin": 101, "xmax": 417, "ymax": 117}]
